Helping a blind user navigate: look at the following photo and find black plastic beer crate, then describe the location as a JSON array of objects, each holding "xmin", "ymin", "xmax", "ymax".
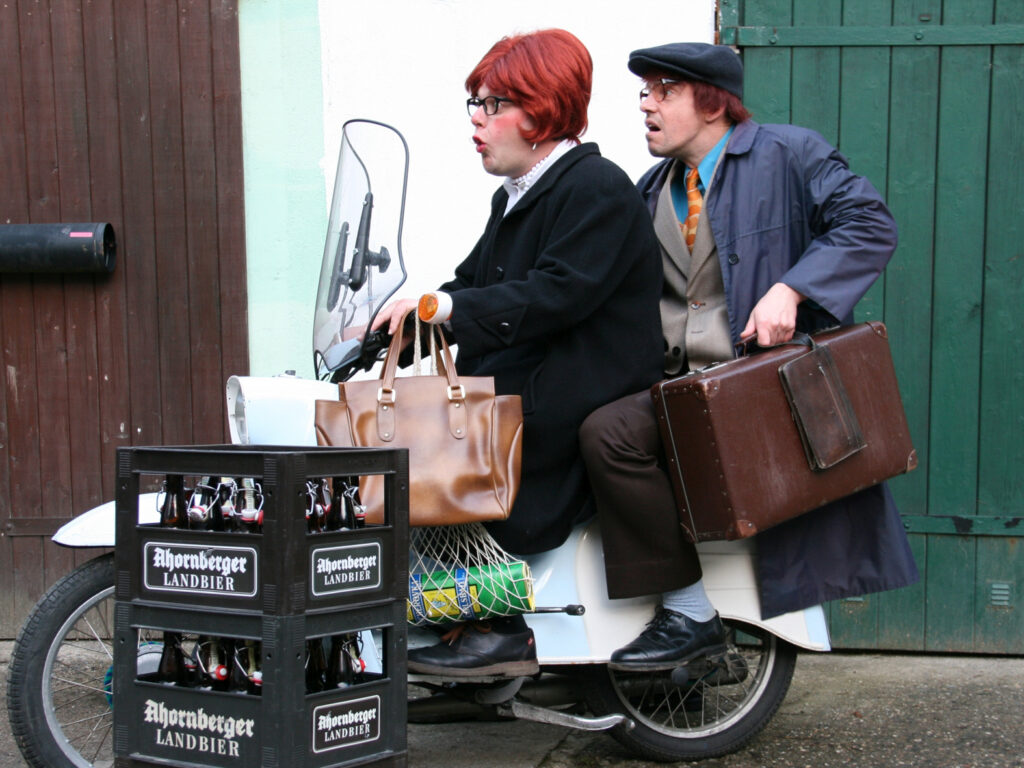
[
  {"xmin": 112, "ymin": 444, "xmax": 409, "ymax": 768},
  {"xmin": 115, "ymin": 444, "xmax": 408, "ymax": 618},
  {"xmin": 113, "ymin": 607, "xmax": 407, "ymax": 768}
]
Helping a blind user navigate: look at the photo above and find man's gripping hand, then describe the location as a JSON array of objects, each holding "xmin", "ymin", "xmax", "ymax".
[{"xmin": 740, "ymin": 282, "xmax": 806, "ymax": 347}]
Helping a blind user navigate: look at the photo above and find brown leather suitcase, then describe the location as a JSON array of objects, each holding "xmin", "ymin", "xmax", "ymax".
[{"xmin": 650, "ymin": 322, "xmax": 917, "ymax": 542}]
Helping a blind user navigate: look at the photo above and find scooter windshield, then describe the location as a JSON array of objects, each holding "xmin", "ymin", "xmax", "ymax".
[{"xmin": 313, "ymin": 119, "xmax": 409, "ymax": 380}]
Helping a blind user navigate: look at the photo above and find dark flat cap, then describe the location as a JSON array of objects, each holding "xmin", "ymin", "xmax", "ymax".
[{"xmin": 628, "ymin": 42, "xmax": 743, "ymax": 98}]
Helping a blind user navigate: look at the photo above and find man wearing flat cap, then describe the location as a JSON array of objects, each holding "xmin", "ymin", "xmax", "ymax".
[{"xmin": 580, "ymin": 42, "xmax": 918, "ymax": 669}]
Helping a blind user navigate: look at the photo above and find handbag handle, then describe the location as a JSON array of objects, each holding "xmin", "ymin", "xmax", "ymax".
[
  {"xmin": 375, "ymin": 307, "xmax": 468, "ymax": 441},
  {"xmin": 410, "ymin": 312, "xmax": 450, "ymax": 377},
  {"xmin": 378, "ymin": 308, "xmax": 462, "ymax": 395}
]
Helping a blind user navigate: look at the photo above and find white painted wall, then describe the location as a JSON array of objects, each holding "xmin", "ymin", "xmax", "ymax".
[
  {"xmin": 318, "ymin": 0, "xmax": 716, "ymax": 300},
  {"xmin": 239, "ymin": 0, "xmax": 716, "ymax": 377}
]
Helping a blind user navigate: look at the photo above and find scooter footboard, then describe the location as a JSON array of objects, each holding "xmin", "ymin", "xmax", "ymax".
[{"xmin": 525, "ymin": 522, "xmax": 830, "ymax": 665}]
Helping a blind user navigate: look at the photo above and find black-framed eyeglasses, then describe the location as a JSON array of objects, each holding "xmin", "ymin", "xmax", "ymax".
[
  {"xmin": 639, "ymin": 78, "xmax": 681, "ymax": 103},
  {"xmin": 466, "ymin": 95, "xmax": 514, "ymax": 117}
]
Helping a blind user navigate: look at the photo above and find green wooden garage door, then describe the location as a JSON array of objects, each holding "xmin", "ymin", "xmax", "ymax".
[{"xmin": 721, "ymin": 0, "xmax": 1024, "ymax": 653}]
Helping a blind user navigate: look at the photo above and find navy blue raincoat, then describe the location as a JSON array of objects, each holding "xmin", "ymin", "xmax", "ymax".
[{"xmin": 638, "ymin": 119, "xmax": 919, "ymax": 618}]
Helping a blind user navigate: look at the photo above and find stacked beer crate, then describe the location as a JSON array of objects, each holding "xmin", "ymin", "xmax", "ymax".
[{"xmin": 112, "ymin": 445, "xmax": 409, "ymax": 768}]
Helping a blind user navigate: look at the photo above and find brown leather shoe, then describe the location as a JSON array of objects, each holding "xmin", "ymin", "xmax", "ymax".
[{"xmin": 408, "ymin": 621, "xmax": 539, "ymax": 678}]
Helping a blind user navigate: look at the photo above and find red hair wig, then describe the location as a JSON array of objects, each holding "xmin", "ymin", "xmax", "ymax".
[
  {"xmin": 466, "ymin": 29, "xmax": 592, "ymax": 144},
  {"xmin": 691, "ymin": 80, "xmax": 751, "ymax": 123}
]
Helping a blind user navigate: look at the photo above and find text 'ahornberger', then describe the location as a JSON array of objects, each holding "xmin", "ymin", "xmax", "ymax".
[
  {"xmin": 150, "ymin": 547, "xmax": 249, "ymax": 577},
  {"xmin": 317, "ymin": 705, "xmax": 378, "ymax": 731},
  {"xmin": 143, "ymin": 699, "xmax": 255, "ymax": 740},
  {"xmin": 316, "ymin": 554, "xmax": 378, "ymax": 575}
]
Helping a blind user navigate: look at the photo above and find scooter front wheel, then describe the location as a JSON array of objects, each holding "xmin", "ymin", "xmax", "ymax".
[
  {"xmin": 584, "ymin": 620, "xmax": 797, "ymax": 762},
  {"xmin": 5, "ymin": 553, "xmax": 157, "ymax": 768}
]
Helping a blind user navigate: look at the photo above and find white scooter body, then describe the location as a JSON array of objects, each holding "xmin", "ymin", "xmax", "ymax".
[
  {"xmin": 54, "ymin": 374, "xmax": 830, "ymax": 655},
  {"xmin": 20, "ymin": 118, "xmax": 822, "ymax": 768}
]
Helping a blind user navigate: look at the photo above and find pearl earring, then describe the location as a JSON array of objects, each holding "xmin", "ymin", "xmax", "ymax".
[{"xmin": 531, "ymin": 143, "xmax": 538, "ymax": 151}]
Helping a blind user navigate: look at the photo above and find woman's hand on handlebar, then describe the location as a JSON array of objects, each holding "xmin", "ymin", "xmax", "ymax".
[{"xmin": 372, "ymin": 298, "xmax": 419, "ymax": 336}]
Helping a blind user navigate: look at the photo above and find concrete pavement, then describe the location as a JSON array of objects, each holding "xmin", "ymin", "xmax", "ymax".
[
  {"xmin": 405, "ymin": 652, "xmax": 1024, "ymax": 768},
  {"xmin": 2, "ymin": 645, "xmax": 1021, "ymax": 767}
]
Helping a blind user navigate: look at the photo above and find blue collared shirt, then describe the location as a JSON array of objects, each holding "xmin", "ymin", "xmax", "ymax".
[{"xmin": 670, "ymin": 126, "xmax": 734, "ymax": 221}]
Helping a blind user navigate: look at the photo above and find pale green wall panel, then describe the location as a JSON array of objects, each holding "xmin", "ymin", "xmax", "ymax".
[{"xmin": 239, "ymin": 0, "xmax": 326, "ymax": 378}]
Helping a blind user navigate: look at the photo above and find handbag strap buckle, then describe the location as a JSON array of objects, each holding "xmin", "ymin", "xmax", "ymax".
[
  {"xmin": 377, "ymin": 387, "xmax": 396, "ymax": 406},
  {"xmin": 447, "ymin": 384, "xmax": 466, "ymax": 402}
]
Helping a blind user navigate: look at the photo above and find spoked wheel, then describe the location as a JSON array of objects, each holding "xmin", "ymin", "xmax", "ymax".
[
  {"xmin": 6, "ymin": 554, "xmax": 161, "ymax": 768},
  {"xmin": 585, "ymin": 620, "xmax": 797, "ymax": 762}
]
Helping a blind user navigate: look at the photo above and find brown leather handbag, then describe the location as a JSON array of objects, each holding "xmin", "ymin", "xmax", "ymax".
[{"xmin": 314, "ymin": 310, "xmax": 524, "ymax": 526}]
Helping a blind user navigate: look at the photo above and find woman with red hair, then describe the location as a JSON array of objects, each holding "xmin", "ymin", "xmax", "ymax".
[{"xmin": 375, "ymin": 29, "xmax": 663, "ymax": 676}]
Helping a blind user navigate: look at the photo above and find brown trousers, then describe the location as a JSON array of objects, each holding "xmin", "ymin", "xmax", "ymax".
[{"xmin": 579, "ymin": 389, "xmax": 702, "ymax": 599}]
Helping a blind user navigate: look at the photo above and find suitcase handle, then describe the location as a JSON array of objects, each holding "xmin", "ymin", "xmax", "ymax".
[{"xmin": 735, "ymin": 331, "xmax": 815, "ymax": 358}]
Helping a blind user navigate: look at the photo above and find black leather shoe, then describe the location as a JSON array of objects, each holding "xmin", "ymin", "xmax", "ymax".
[
  {"xmin": 609, "ymin": 609, "xmax": 727, "ymax": 671},
  {"xmin": 408, "ymin": 621, "xmax": 539, "ymax": 678}
]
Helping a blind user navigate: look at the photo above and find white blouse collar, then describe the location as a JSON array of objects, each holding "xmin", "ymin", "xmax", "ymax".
[{"xmin": 502, "ymin": 139, "xmax": 577, "ymax": 215}]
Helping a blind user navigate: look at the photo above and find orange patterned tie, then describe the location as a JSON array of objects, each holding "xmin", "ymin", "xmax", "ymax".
[{"xmin": 682, "ymin": 167, "xmax": 702, "ymax": 252}]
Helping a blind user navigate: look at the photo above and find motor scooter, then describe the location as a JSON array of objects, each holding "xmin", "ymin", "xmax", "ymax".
[{"xmin": 6, "ymin": 119, "xmax": 830, "ymax": 768}]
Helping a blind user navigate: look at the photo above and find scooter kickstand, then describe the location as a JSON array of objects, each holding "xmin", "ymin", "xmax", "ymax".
[
  {"xmin": 501, "ymin": 699, "xmax": 634, "ymax": 732},
  {"xmin": 473, "ymin": 676, "xmax": 525, "ymax": 705}
]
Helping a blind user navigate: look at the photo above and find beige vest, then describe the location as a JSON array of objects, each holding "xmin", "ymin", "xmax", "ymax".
[{"xmin": 655, "ymin": 160, "xmax": 734, "ymax": 375}]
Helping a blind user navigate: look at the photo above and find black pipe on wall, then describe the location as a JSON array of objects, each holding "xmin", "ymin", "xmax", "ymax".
[{"xmin": 0, "ymin": 223, "xmax": 116, "ymax": 274}]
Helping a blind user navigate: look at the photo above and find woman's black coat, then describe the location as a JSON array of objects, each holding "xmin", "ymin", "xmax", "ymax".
[{"xmin": 442, "ymin": 143, "xmax": 663, "ymax": 554}]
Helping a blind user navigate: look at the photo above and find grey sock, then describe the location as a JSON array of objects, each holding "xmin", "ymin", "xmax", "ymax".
[{"xmin": 661, "ymin": 580, "xmax": 716, "ymax": 623}]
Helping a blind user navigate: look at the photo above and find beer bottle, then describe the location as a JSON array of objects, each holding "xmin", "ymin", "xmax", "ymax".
[
  {"xmin": 183, "ymin": 639, "xmax": 200, "ymax": 687},
  {"xmin": 199, "ymin": 636, "xmax": 231, "ymax": 691},
  {"xmin": 316, "ymin": 479, "xmax": 331, "ymax": 529},
  {"xmin": 214, "ymin": 639, "xmax": 232, "ymax": 692},
  {"xmin": 326, "ymin": 633, "xmax": 367, "ymax": 688},
  {"xmin": 238, "ymin": 640, "xmax": 263, "ymax": 695},
  {"xmin": 187, "ymin": 477, "xmax": 216, "ymax": 528},
  {"xmin": 305, "ymin": 638, "xmax": 327, "ymax": 693},
  {"xmin": 160, "ymin": 475, "xmax": 186, "ymax": 527},
  {"xmin": 340, "ymin": 482, "xmax": 366, "ymax": 530},
  {"xmin": 325, "ymin": 479, "xmax": 343, "ymax": 531},
  {"xmin": 325, "ymin": 634, "xmax": 344, "ymax": 688},
  {"xmin": 157, "ymin": 632, "xmax": 188, "ymax": 685},
  {"xmin": 345, "ymin": 634, "xmax": 367, "ymax": 684},
  {"xmin": 237, "ymin": 477, "xmax": 264, "ymax": 532},
  {"xmin": 210, "ymin": 477, "xmax": 236, "ymax": 532},
  {"xmin": 306, "ymin": 480, "xmax": 327, "ymax": 534},
  {"xmin": 227, "ymin": 637, "xmax": 249, "ymax": 691}
]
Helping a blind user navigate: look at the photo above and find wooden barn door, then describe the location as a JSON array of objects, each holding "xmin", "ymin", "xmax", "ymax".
[
  {"xmin": 723, "ymin": 0, "xmax": 1024, "ymax": 652},
  {"xmin": 0, "ymin": 0, "xmax": 249, "ymax": 637}
]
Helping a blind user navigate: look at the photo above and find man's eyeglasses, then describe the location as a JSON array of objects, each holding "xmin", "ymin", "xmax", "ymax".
[
  {"xmin": 467, "ymin": 95, "xmax": 514, "ymax": 117},
  {"xmin": 639, "ymin": 79, "xmax": 681, "ymax": 103}
]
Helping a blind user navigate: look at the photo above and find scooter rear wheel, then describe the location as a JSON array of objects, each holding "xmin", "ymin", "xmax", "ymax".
[{"xmin": 584, "ymin": 620, "xmax": 797, "ymax": 762}]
